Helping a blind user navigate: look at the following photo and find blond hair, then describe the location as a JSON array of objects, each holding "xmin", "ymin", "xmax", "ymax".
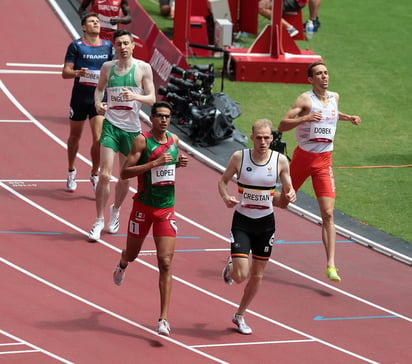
[{"xmin": 252, "ymin": 119, "xmax": 273, "ymax": 134}]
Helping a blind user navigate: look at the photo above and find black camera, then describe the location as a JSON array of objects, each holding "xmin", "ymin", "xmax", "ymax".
[{"xmin": 270, "ymin": 130, "xmax": 287, "ymax": 156}]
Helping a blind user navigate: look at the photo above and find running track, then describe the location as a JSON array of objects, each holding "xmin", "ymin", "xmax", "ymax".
[{"xmin": 0, "ymin": 1, "xmax": 411, "ymax": 363}]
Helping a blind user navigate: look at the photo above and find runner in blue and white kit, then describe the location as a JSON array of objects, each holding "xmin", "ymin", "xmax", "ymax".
[{"xmin": 62, "ymin": 12, "xmax": 113, "ymax": 192}]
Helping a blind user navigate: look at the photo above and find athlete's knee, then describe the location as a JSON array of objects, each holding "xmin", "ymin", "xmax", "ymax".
[
  {"xmin": 157, "ymin": 254, "xmax": 173, "ymax": 273},
  {"xmin": 98, "ymin": 170, "xmax": 111, "ymax": 185},
  {"xmin": 231, "ymin": 267, "xmax": 249, "ymax": 284}
]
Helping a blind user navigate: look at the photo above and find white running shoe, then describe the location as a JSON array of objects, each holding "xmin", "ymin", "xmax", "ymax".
[
  {"xmin": 113, "ymin": 263, "xmax": 126, "ymax": 286},
  {"xmin": 66, "ymin": 170, "xmax": 77, "ymax": 192},
  {"xmin": 232, "ymin": 314, "xmax": 252, "ymax": 335},
  {"xmin": 222, "ymin": 256, "xmax": 233, "ymax": 285},
  {"xmin": 90, "ymin": 175, "xmax": 99, "ymax": 193},
  {"xmin": 108, "ymin": 204, "xmax": 120, "ymax": 234},
  {"xmin": 88, "ymin": 219, "xmax": 104, "ymax": 241},
  {"xmin": 157, "ymin": 319, "xmax": 171, "ymax": 336}
]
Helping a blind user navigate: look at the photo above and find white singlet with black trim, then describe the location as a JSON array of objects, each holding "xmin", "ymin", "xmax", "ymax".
[
  {"xmin": 296, "ymin": 90, "xmax": 339, "ymax": 153},
  {"xmin": 235, "ymin": 149, "xmax": 279, "ymax": 219}
]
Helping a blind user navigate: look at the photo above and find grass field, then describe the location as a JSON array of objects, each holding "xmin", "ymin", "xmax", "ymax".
[{"xmin": 140, "ymin": 0, "xmax": 412, "ymax": 243}]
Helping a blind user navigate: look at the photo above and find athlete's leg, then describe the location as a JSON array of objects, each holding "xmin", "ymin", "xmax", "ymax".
[
  {"xmin": 231, "ymin": 257, "xmax": 250, "ymax": 284},
  {"xmin": 96, "ymin": 145, "xmax": 116, "ymax": 218},
  {"xmin": 309, "ymin": 0, "xmax": 321, "ymax": 20},
  {"xmin": 67, "ymin": 120, "xmax": 85, "ymax": 171},
  {"xmin": 89, "ymin": 115, "xmax": 104, "ymax": 176},
  {"xmin": 318, "ymin": 196, "xmax": 336, "ymax": 267},
  {"xmin": 154, "ymin": 235, "xmax": 176, "ymax": 320},
  {"xmin": 236, "ymin": 259, "xmax": 268, "ymax": 315},
  {"xmin": 113, "ymin": 152, "xmax": 130, "ymax": 209},
  {"xmin": 120, "ymin": 234, "xmax": 146, "ymax": 266}
]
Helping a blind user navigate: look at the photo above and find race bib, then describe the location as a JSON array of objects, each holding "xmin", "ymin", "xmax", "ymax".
[
  {"xmin": 79, "ymin": 69, "xmax": 100, "ymax": 86},
  {"xmin": 107, "ymin": 86, "xmax": 141, "ymax": 110},
  {"xmin": 239, "ymin": 187, "xmax": 274, "ymax": 209},
  {"xmin": 151, "ymin": 164, "xmax": 176, "ymax": 186},
  {"xmin": 309, "ymin": 120, "xmax": 336, "ymax": 142},
  {"xmin": 99, "ymin": 14, "xmax": 117, "ymax": 30}
]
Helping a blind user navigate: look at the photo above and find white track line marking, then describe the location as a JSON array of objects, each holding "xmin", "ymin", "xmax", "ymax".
[
  {"xmin": 0, "ymin": 180, "xmax": 381, "ymax": 363},
  {"xmin": 0, "ymin": 329, "xmax": 72, "ymax": 363},
  {"xmin": 0, "ymin": 80, "xmax": 411, "ymax": 322},
  {"xmin": 191, "ymin": 339, "xmax": 315, "ymax": 348},
  {"xmin": 0, "ymin": 257, "xmax": 227, "ymax": 364},
  {"xmin": 0, "ymin": 68, "xmax": 408, "ymax": 362},
  {"xmin": 0, "ymin": 70, "xmax": 61, "ymax": 75},
  {"xmin": 6, "ymin": 62, "xmax": 63, "ymax": 68}
]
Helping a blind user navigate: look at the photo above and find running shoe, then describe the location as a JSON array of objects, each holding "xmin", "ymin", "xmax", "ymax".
[
  {"xmin": 88, "ymin": 218, "xmax": 104, "ymax": 241},
  {"xmin": 66, "ymin": 170, "xmax": 77, "ymax": 192},
  {"xmin": 222, "ymin": 256, "xmax": 233, "ymax": 285},
  {"xmin": 232, "ymin": 313, "xmax": 252, "ymax": 335},
  {"xmin": 304, "ymin": 17, "xmax": 321, "ymax": 32},
  {"xmin": 326, "ymin": 266, "xmax": 341, "ymax": 282},
  {"xmin": 287, "ymin": 26, "xmax": 299, "ymax": 38},
  {"xmin": 90, "ymin": 174, "xmax": 99, "ymax": 193},
  {"xmin": 108, "ymin": 204, "xmax": 120, "ymax": 234},
  {"xmin": 113, "ymin": 263, "xmax": 126, "ymax": 286},
  {"xmin": 157, "ymin": 319, "xmax": 171, "ymax": 336}
]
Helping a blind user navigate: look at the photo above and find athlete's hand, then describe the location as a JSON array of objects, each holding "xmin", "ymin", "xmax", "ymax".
[
  {"xmin": 155, "ymin": 153, "xmax": 174, "ymax": 166},
  {"xmin": 110, "ymin": 17, "xmax": 121, "ymax": 25},
  {"xmin": 75, "ymin": 67, "xmax": 88, "ymax": 77},
  {"xmin": 350, "ymin": 115, "xmax": 361, "ymax": 125},
  {"xmin": 177, "ymin": 154, "xmax": 189, "ymax": 168},
  {"xmin": 95, "ymin": 102, "xmax": 107, "ymax": 115},
  {"xmin": 120, "ymin": 88, "xmax": 135, "ymax": 101},
  {"xmin": 222, "ymin": 195, "xmax": 239, "ymax": 208},
  {"xmin": 285, "ymin": 188, "xmax": 296, "ymax": 203},
  {"xmin": 307, "ymin": 111, "xmax": 323, "ymax": 123}
]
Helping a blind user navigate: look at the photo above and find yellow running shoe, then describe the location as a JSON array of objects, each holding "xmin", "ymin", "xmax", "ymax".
[{"xmin": 326, "ymin": 266, "xmax": 341, "ymax": 282}]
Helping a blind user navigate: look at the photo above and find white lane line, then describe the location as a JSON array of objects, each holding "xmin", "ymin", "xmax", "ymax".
[
  {"xmin": 0, "ymin": 70, "xmax": 61, "ymax": 75},
  {"xmin": 0, "ymin": 63, "xmax": 406, "ymax": 364},
  {"xmin": 0, "ymin": 329, "xmax": 72, "ymax": 363},
  {"xmin": 0, "ymin": 180, "xmax": 381, "ymax": 364},
  {"xmin": 6, "ymin": 62, "xmax": 63, "ymax": 68},
  {"xmin": 191, "ymin": 339, "xmax": 315, "ymax": 348},
  {"xmin": 0, "ymin": 257, "xmax": 227, "ymax": 364},
  {"xmin": 0, "ymin": 79, "xmax": 410, "ymax": 323}
]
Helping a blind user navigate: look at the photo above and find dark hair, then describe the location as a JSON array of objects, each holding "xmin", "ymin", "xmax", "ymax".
[
  {"xmin": 113, "ymin": 29, "xmax": 133, "ymax": 42},
  {"xmin": 307, "ymin": 61, "xmax": 326, "ymax": 77},
  {"xmin": 151, "ymin": 101, "xmax": 172, "ymax": 115},
  {"xmin": 81, "ymin": 12, "xmax": 99, "ymax": 26}
]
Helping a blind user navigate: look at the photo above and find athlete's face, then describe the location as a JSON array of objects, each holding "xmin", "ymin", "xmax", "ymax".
[
  {"xmin": 151, "ymin": 107, "xmax": 172, "ymax": 132},
  {"xmin": 82, "ymin": 16, "xmax": 100, "ymax": 35},
  {"xmin": 251, "ymin": 126, "xmax": 273, "ymax": 153},
  {"xmin": 309, "ymin": 64, "xmax": 329, "ymax": 89},
  {"xmin": 114, "ymin": 35, "xmax": 135, "ymax": 59}
]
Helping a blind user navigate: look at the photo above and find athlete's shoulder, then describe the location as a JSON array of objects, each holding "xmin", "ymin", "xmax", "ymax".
[{"xmin": 102, "ymin": 39, "xmax": 113, "ymax": 47}]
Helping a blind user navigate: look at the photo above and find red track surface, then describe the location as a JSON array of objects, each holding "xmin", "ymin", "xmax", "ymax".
[{"xmin": 1, "ymin": 1, "xmax": 411, "ymax": 363}]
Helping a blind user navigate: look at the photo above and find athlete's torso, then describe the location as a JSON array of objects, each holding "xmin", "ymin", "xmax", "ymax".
[
  {"xmin": 236, "ymin": 149, "xmax": 279, "ymax": 219},
  {"xmin": 135, "ymin": 131, "xmax": 178, "ymax": 208},
  {"xmin": 90, "ymin": 0, "xmax": 122, "ymax": 39},
  {"xmin": 65, "ymin": 37, "xmax": 113, "ymax": 99},
  {"xmin": 105, "ymin": 61, "xmax": 143, "ymax": 132},
  {"xmin": 296, "ymin": 90, "xmax": 339, "ymax": 153}
]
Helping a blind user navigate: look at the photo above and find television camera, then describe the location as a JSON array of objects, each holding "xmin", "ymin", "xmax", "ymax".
[{"xmin": 158, "ymin": 64, "xmax": 241, "ymax": 146}]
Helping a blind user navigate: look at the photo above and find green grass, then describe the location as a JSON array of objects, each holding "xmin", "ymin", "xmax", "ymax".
[{"xmin": 139, "ymin": 0, "xmax": 412, "ymax": 243}]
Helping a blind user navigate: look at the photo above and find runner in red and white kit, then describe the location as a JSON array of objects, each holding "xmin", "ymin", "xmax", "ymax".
[
  {"xmin": 278, "ymin": 61, "xmax": 361, "ymax": 283},
  {"xmin": 79, "ymin": 0, "xmax": 132, "ymax": 41}
]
